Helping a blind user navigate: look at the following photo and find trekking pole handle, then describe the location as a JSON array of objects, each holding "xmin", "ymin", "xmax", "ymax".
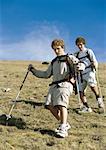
[{"xmin": 19, "ymin": 70, "xmax": 29, "ymax": 90}]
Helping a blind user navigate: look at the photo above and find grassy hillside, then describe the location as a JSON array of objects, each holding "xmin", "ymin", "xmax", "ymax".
[{"xmin": 0, "ymin": 61, "xmax": 106, "ymax": 150}]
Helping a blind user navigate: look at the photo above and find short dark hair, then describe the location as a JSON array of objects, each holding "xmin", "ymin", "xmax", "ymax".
[{"xmin": 75, "ymin": 37, "xmax": 86, "ymax": 45}]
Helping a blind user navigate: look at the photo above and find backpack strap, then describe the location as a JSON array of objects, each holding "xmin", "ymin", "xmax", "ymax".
[
  {"xmin": 76, "ymin": 51, "xmax": 80, "ymax": 58},
  {"xmin": 76, "ymin": 50, "xmax": 92, "ymax": 62},
  {"xmin": 86, "ymin": 50, "xmax": 92, "ymax": 63},
  {"xmin": 76, "ymin": 50, "xmax": 94, "ymax": 71},
  {"xmin": 51, "ymin": 56, "xmax": 58, "ymax": 65}
]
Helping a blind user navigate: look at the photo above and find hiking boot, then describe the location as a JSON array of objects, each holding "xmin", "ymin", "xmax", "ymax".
[
  {"xmin": 55, "ymin": 123, "xmax": 71, "ymax": 133},
  {"xmin": 78, "ymin": 106, "xmax": 92, "ymax": 113},
  {"xmin": 56, "ymin": 127, "xmax": 68, "ymax": 138},
  {"xmin": 97, "ymin": 97, "xmax": 104, "ymax": 108}
]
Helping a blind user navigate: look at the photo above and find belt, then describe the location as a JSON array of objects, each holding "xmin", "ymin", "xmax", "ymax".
[{"xmin": 49, "ymin": 79, "xmax": 74, "ymax": 86}]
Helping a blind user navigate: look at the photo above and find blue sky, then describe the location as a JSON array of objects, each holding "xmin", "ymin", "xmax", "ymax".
[{"xmin": 0, "ymin": 0, "xmax": 105, "ymax": 62}]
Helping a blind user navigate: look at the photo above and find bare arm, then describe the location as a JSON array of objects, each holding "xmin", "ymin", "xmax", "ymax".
[{"xmin": 88, "ymin": 49, "xmax": 98, "ymax": 70}]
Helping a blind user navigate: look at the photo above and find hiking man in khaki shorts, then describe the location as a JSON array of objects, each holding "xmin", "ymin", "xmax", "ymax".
[
  {"xmin": 74, "ymin": 37, "xmax": 104, "ymax": 113},
  {"xmin": 28, "ymin": 39, "xmax": 84, "ymax": 138}
]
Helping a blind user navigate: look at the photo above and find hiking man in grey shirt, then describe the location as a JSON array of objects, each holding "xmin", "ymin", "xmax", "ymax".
[
  {"xmin": 28, "ymin": 39, "xmax": 84, "ymax": 138},
  {"xmin": 74, "ymin": 37, "xmax": 104, "ymax": 113}
]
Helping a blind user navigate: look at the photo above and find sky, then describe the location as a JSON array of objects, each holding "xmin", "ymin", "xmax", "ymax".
[{"xmin": 0, "ymin": 0, "xmax": 105, "ymax": 62}]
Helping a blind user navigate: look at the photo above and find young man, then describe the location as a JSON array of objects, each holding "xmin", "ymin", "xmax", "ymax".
[
  {"xmin": 28, "ymin": 39, "xmax": 83, "ymax": 138},
  {"xmin": 74, "ymin": 37, "xmax": 104, "ymax": 113}
]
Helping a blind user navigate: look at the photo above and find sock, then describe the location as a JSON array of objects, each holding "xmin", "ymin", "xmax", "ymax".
[
  {"xmin": 96, "ymin": 95, "xmax": 100, "ymax": 99},
  {"xmin": 83, "ymin": 102, "xmax": 89, "ymax": 108},
  {"xmin": 61, "ymin": 123, "xmax": 67, "ymax": 128}
]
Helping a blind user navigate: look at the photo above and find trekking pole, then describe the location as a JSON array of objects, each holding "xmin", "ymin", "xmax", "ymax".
[
  {"xmin": 96, "ymin": 70, "xmax": 102, "ymax": 98},
  {"xmin": 74, "ymin": 66, "xmax": 82, "ymax": 108},
  {"xmin": 6, "ymin": 70, "xmax": 29, "ymax": 120},
  {"xmin": 96, "ymin": 69, "xmax": 105, "ymax": 113}
]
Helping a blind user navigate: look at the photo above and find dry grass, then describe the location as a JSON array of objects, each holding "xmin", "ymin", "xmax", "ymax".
[{"xmin": 0, "ymin": 61, "xmax": 106, "ymax": 150}]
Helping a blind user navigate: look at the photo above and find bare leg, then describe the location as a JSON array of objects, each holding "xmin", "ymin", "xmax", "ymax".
[
  {"xmin": 58, "ymin": 106, "xmax": 67, "ymax": 124},
  {"xmin": 46, "ymin": 105, "xmax": 61, "ymax": 121},
  {"xmin": 91, "ymin": 86, "xmax": 104, "ymax": 109},
  {"xmin": 55, "ymin": 106, "xmax": 69, "ymax": 138},
  {"xmin": 90, "ymin": 86, "xmax": 99, "ymax": 98},
  {"xmin": 80, "ymin": 91, "xmax": 90, "ymax": 108}
]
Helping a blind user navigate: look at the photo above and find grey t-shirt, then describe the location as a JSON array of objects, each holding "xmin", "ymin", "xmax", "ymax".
[{"xmin": 74, "ymin": 48, "xmax": 98, "ymax": 74}]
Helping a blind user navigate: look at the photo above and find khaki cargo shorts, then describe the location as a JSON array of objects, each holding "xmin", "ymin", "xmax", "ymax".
[
  {"xmin": 79, "ymin": 71, "xmax": 97, "ymax": 92},
  {"xmin": 45, "ymin": 82, "xmax": 73, "ymax": 108}
]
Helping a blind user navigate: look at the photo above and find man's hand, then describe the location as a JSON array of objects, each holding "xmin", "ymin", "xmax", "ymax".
[
  {"xmin": 28, "ymin": 64, "xmax": 34, "ymax": 71},
  {"xmin": 68, "ymin": 55, "xmax": 79, "ymax": 64},
  {"xmin": 91, "ymin": 62, "xmax": 98, "ymax": 70},
  {"xmin": 70, "ymin": 77, "xmax": 76, "ymax": 84},
  {"xmin": 77, "ymin": 63, "xmax": 86, "ymax": 71}
]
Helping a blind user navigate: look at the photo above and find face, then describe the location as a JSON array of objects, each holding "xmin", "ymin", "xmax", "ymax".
[
  {"xmin": 76, "ymin": 42, "xmax": 85, "ymax": 51},
  {"xmin": 53, "ymin": 46, "xmax": 65, "ymax": 56}
]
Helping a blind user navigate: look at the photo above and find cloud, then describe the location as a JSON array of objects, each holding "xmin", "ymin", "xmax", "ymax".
[
  {"xmin": 0, "ymin": 22, "xmax": 105, "ymax": 62},
  {"xmin": 0, "ymin": 22, "xmax": 71, "ymax": 61}
]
